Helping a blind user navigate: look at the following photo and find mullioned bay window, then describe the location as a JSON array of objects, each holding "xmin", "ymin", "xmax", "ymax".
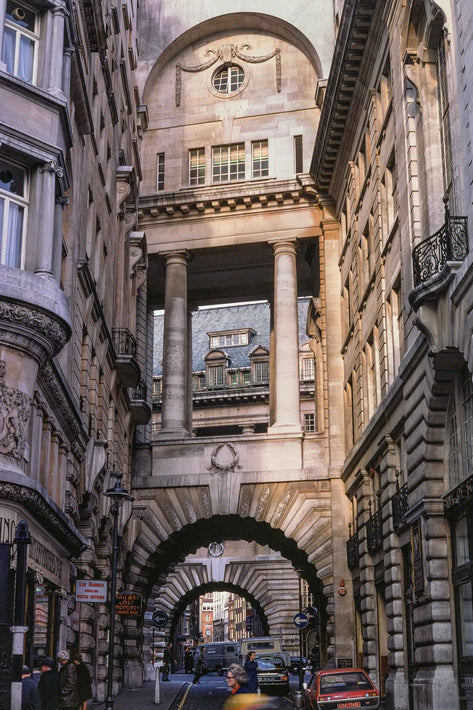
[
  {"xmin": 2, "ymin": 1, "xmax": 38, "ymax": 83},
  {"xmin": 0, "ymin": 158, "xmax": 27, "ymax": 268}
]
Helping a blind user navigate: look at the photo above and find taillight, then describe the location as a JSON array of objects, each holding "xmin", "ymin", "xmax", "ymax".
[{"xmin": 281, "ymin": 675, "xmax": 288, "ymax": 681}]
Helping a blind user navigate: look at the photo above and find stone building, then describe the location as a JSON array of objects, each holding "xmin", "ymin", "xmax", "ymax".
[
  {"xmin": 311, "ymin": 0, "xmax": 473, "ymax": 708},
  {"xmin": 3, "ymin": 0, "xmax": 473, "ymax": 708},
  {"xmin": 0, "ymin": 0, "xmax": 149, "ymax": 703}
]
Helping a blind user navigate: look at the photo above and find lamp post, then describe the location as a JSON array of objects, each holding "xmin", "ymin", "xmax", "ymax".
[
  {"xmin": 296, "ymin": 569, "xmax": 305, "ymax": 692},
  {"xmin": 104, "ymin": 472, "xmax": 133, "ymax": 710},
  {"xmin": 11, "ymin": 520, "xmax": 31, "ymax": 710}
]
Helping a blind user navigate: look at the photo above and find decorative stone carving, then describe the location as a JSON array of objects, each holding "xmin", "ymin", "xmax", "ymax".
[
  {"xmin": 40, "ymin": 363, "xmax": 85, "ymax": 446},
  {"xmin": 40, "ymin": 160, "xmax": 64, "ymax": 178},
  {"xmin": 176, "ymin": 44, "xmax": 281, "ymax": 106},
  {"xmin": 272, "ymin": 489, "xmax": 293, "ymax": 527},
  {"xmin": 208, "ymin": 442, "xmax": 242, "ymax": 472},
  {"xmin": 0, "ymin": 384, "xmax": 31, "ymax": 461},
  {"xmin": 0, "ymin": 480, "xmax": 86, "ymax": 555},
  {"xmin": 255, "ymin": 487, "xmax": 271, "ymax": 521},
  {"xmin": 239, "ymin": 486, "xmax": 253, "ymax": 517},
  {"xmin": 0, "ymin": 300, "xmax": 69, "ymax": 358}
]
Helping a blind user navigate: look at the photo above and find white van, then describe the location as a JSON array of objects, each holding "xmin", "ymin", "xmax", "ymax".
[{"xmin": 240, "ymin": 637, "xmax": 290, "ymax": 670}]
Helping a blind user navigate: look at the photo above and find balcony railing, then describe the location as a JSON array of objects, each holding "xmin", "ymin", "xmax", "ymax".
[
  {"xmin": 112, "ymin": 328, "xmax": 137, "ymax": 358},
  {"xmin": 412, "ymin": 212, "xmax": 468, "ymax": 287},
  {"xmin": 366, "ymin": 509, "xmax": 383, "ymax": 554},
  {"xmin": 346, "ymin": 529, "xmax": 359, "ymax": 570},
  {"xmin": 131, "ymin": 379, "xmax": 147, "ymax": 401},
  {"xmin": 392, "ymin": 482, "xmax": 409, "ymax": 531}
]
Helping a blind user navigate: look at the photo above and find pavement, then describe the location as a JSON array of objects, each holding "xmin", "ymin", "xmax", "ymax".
[
  {"xmin": 91, "ymin": 671, "xmax": 301, "ymax": 709},
  {"xmin": 91, "ymin": 674, "xmax": 187, "ymax": 709}
]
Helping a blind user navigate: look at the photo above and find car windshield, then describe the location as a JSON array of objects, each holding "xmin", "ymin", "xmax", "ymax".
[
  {"xmin": 320, "ymin": 672, "xmax": 374, "ymax": 694},
  {"xmin": 257, "ymin": 655, "xmax": 285, "ymax": 670}
]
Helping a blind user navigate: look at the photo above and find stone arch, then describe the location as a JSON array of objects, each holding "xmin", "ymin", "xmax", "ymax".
[
  {"xmin": 169, "ymin": 581, "xmax": 270, "ymax": 639},
  {"xmin": 142, "ymin": 12, "xmax": 324, "ymax": 103}
]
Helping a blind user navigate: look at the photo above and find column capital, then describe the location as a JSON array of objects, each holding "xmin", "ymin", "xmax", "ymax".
[
  {"xmin": 268, "ymin": 238, "xmax": 298, "ymax": 256},
  {"xmin": 162, "ymin": 250, "xmax": 191, "ymax": 267}
]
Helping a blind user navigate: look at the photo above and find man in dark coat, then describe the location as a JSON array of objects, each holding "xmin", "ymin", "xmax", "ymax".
[
  {"xmin": 22, "ymin": 666, "xmax": 41, "ymax": 710},
  {"xmin": 57, "ymin": 650, "xmax": 80, "ymax": 710},
  {"xmin": 72, "ymin": 654, "xmax": 92, "ymax": 709},
  {"xmin": 162, "ymin": 642, "xmax": 174, "ymax": 681},
  {"xmin": 38, "ymin": 658, "xmax": 61, "ymax": 710},
  {"xmin": 192, "ymin": 648, "xmax": 207, "ymax": 685}
]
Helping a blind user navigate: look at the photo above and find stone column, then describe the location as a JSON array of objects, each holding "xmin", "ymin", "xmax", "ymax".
[
  {"xmin": 52, "ymin": 196, "xmax": 68, "ymax": 283},
  {"xmin": 268, "ymin": 240, "xmax": 301, "ymax": 434},
  {"xmin": 0, "ymin": 0, "xmax": 7, "ymax": 71},
  {"xmin": 159, "ymin": 251, "xmax": 190, "ymax": 438},
  {"xmin": 35, "ymin": 161, "xmax": 63, "ymax": 278},
  {"xmin": 186, "ymin": 307, "xmax": 194, "ymax": 435},
  {"xmin": 62, "ymin": 46, "xmax": 73, "ymax": 99},
  {"xmin": 47, "ymin": 6, "xmax": 67, "ymax": 98}
]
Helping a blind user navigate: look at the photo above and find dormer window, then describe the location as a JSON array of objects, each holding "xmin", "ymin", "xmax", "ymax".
[
  {"xmin": 208, "ymin": 329, "xmax": 252, "ymax": 348},
  {"xmin": 249, "ymin": 344, "xmax": 269, "ymax": 384},
  {"xmin": 204, "ymin": 349, "xmax": 229, "ymax": 389}
]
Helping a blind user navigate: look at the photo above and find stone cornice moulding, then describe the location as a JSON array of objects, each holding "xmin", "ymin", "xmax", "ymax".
[
  {"xmin": 138, "ymin": 178, "xmax": 319, "ymax": 220},
  {"xmin": 175, "ymin": 43, "xmax": 281, "ymax": 107},
  {"xmin": 0, "ymin": 469, "xmax": 87, "ymax": 556}
]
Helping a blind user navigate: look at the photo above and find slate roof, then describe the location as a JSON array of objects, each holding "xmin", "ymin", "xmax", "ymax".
[{"xmin": 153, "ymin": 298, "xmax": 311, "ymax": 376}]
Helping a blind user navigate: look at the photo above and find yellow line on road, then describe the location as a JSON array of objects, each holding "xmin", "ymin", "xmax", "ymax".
[{"xmin": 177, "ymin": 682, "xmax": 193, "ymax": 709}]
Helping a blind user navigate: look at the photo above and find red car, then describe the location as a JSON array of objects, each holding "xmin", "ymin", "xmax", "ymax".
[{"xmin": 303, "ymin": 668, "xmax": 380, "ymax": 709}]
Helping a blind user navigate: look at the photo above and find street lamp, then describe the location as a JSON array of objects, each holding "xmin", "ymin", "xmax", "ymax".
[
  {"xmin": 296, "ymin": 569, "xmax": 305, "ymax": 692},
  {"xmin": 104, "ymin": 471, "xmax": 133, "ymax": 710}
]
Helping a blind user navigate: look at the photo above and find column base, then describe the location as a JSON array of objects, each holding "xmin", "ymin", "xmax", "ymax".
[
  {"xmin": 267, "ymin": 423, "xmax": 302, "ymax": 436},
  {"xmin": 156, "ymin": 428, "xmax": 191, "ymax": 440}
]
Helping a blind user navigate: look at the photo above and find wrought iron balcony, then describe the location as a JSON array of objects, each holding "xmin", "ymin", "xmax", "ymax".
[
  {"xmin": 112, "ymin": 328, "xmax": 140, "ymax": 387},
  {"xmin": 129, "ymin": 379, "xmax": 151, "ymax": 424},
  {"xmin": 366, "ymin": 509, "xmax": 383, "ymax": 554},
  {"xmin": 412, "ymin": 211, "xmax": 468, "ymax": 288},
  {"xmin": 392, "ymin": 481, "xmax": 409, "ymax": 532},
  {"xmin": 346, "ymin": 526, "xmax": 359, "ymax": 570}
]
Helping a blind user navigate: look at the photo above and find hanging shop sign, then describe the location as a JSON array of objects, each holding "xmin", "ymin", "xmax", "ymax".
[
  {"xmin": 76, "ymin": 579, "xmax": 108, "ymax": 603},
  {"xmin": 115, "ymin": 593, "xmax": 142, "ymax": 617}
]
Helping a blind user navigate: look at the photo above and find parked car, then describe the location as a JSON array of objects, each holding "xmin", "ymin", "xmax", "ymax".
[
  {"xmin": 303, "ymin": 668, "xmax": 380, "ymax": 709},
  {"xmin": 255, "ymin": 653, "xmax": 290, "ymax": 696}
]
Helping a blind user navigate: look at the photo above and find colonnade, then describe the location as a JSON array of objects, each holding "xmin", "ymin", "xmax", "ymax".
[{"xmin": 158, "ymin": 239, "xmax": 302, "ymax": 439}]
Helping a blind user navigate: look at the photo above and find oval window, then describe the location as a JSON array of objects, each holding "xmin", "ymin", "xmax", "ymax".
[{"xmin": 212, "ymin": 65, "xmax": 245, "ymax": 94}]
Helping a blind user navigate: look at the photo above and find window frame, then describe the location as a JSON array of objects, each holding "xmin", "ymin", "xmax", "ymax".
[
  {"xmin": 189, "ymin": 147, "xmax": 205, "ymax": 186},
  {"xmin": 156, "ymin": 152, "xmax": 165, "ymax": 191},
  {"xmin": 212, "ymin": 64, "xmax": 245, "ymax": 95},
  {"xmin": 252, "ymin": 140, "xmax": 269, "ymax": 179},
  {"xmin": 304, "ymin": 413, "xmax": 315, "ymax": 433},
  {"xmin": 212, "ymin": 143, "xmax": 245, "ymax": 183},
  {"xmin": 0, "ymin": 157, "xmax": 28, "ymax": 269},
  {"xmin": 3, "ymin": 0, "xmax": 40, "ymax": 84}
]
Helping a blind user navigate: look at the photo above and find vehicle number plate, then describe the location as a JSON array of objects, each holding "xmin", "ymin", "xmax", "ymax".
[{"xmin": 337, "ymin": 703, "xmax": 361, "ymax": 709}]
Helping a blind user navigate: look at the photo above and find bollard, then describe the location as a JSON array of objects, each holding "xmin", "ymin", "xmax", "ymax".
[
  {"xmin": 154, "ymin": 665, "xmax": 161, "ymax": 704},
  {"xmin": 293, "ymin": 690, "xmax": 303, "ymax": 708}
]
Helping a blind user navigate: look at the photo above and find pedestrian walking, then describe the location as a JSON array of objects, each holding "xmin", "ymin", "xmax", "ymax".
[
  {"xmin": 184, "ymin": 647, "xmax": 193, "ymax": 673},
  {"xmin": 22, "ymin": 666, "xmax": 41, "ymax": 710},
  {"xmin": 57, "ymin": 650, "xmax": 80, "ymax": 710},
  {"xmin": 38, "ymin": 657, "xmax": 61, "ymax": 710},
  {"xmin": 162, "ymin": 642, "xmax": 174, "ymax": 681},
  {"xmin": 72, "ymin": 654, "xmax": 92, "ymax": 710},
  {"xmin": 243, "ymin": 652, "xmax": 258, "ymax": 693},
  {"xmin": 192, "ymin": 648, "xmax": 207, "ymax": 684}
]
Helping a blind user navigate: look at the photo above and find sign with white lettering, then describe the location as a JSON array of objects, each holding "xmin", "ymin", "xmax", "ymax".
[{"xmin": 76, "ymin": 579, "xmax": 108, "ymax": 603}]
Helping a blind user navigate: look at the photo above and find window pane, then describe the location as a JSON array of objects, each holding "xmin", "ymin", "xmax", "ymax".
[
  {"xmin": 6, "ymin": 1, "xmax": 36, "ymax": 32},
  {"xmin": 459, "ymin": 582, "xmax": 473, "ymax": 657},
  {"xmin": 2, "ymin": 26, "xmax": 15, "ymax": 75},
  {"xmin": 455, "ymin": 516, "xmax": 470, "ymax": 567},
  {"xmin": 18, "ymin": 34, "xmax": 34, "ymax": 83},
  {"xmin": 463, "ymin": 372, "xmax": 473, "ymax": 476},
  {"xmin": 0, "ymin": 198, "xmax": 4, "ymax": 257},
  {"xmin": 5, "ymin": 201, "xmax": 23, "ymax": 267}
]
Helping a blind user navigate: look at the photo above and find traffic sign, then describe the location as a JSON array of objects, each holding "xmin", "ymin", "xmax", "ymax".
[
  {"xmin": 152, "ymin": 609, "xmax": 169, "ymax": 628},
  {"xmin": 293, "ymin": 612, "xmax": 309, "ymax": 629},
  {"xmin": 304, "ymin": 606, "xmax": 319, "ymax": 621}
]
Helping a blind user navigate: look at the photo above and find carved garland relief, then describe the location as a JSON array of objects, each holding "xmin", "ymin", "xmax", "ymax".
[{"xmin": 175, "ymin": 43, "xmax": 281, "ymax": 106}]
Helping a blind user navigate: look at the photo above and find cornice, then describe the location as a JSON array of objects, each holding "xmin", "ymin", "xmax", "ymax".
[
  {"xmin": 138, "ymin": 177, "xmax": 319, "ymax": 221},
  {"xmin": 0, "ymin": 470, "xmax": 87, "ymax": 556},
  {"xmin": 310, "ymin": 0, "xmax": 377, "ymax": 195}
]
